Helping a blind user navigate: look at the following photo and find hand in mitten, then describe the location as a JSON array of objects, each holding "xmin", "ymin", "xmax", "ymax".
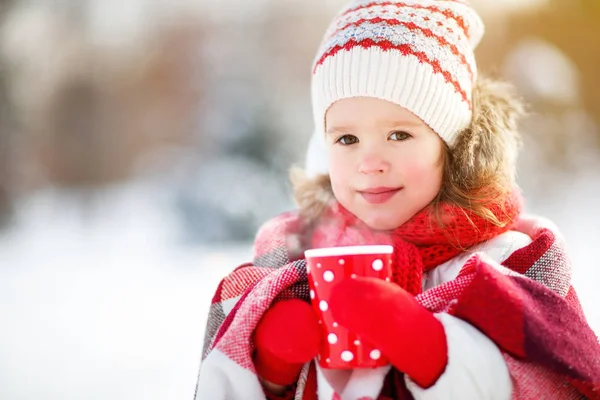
[
  {"xmin": 253, "ymin": 299, "xmax": 321, "ymax": 387},
  {"xmin": 329, "ymin": 278, "xmax": 448, "ymax": 388}
]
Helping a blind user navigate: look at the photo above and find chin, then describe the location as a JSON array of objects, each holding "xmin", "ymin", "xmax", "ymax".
[{"xmin": 360, "ymin": 212, "xmax": 407, "ymax": 231}]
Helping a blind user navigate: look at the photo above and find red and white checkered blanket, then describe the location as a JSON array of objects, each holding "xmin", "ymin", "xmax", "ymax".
[{"xmin": 195, "ymin": 212, "xmax": 600, "ymax": 400}]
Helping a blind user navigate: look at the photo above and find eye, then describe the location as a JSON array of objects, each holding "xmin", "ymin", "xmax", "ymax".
[
  {"xmin": 389, "ymin": 131, "xmax": 411, "ymax": 141},
  {"xmin": 336, "ymin": 134, "xmax": 359, "ymax": 145}
]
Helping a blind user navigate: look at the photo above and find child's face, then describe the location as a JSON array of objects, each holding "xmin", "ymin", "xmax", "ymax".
[{"xmin": 325, "ymin": 97, "xmax": 444, "ymax": 230}]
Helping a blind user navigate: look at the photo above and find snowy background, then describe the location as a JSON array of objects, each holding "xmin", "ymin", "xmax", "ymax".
[
  {"xmin": 0, "ymin": 0, "xmax": 599, "ymax": 399},
  {"xmin": 0, "ymin": 180, "xmax": 252, "ymax": 400}
]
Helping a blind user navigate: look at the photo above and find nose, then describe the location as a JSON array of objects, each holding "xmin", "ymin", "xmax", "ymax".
[{"xmin": 358, "ymin": 149, "xmax": 390, "ymax": 175}]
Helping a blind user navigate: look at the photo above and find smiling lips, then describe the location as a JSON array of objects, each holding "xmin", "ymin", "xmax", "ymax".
[{"xmin": 359, "ymin": 186, "xmax": 402, "ymax": 204}]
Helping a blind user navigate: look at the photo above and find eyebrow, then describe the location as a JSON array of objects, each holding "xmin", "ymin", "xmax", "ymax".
[
  {"xmin": 325, "ymin": 127, "xmax": 353, "ymax": 135},
  {"xmin": 383, "ymin": 120, "xmax": 422, "ymax": 128}
]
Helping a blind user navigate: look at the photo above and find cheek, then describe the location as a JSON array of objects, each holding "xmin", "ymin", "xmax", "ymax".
[
  {"xmin": 329, "ymin": 166, "xmax": 348, "ymax": 199},
  {"xmin": 328, "ymin": 153, "xmax": 350, "ymax": 186},
  {"xmin": 402, "ymin": 158, "xmax": 432, "ymax": 177},
  {"xmin": 402, "ymin": 154, "xmax": 443, "ymax": 188}
]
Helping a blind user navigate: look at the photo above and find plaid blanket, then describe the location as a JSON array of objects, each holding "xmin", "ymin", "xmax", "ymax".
[{"xmin": 195, "ymin": 212, "xmax": 600, "ymax": 400}]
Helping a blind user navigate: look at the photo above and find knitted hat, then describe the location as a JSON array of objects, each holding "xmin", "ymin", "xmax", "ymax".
[{"xmin": 310, "ymin": 0, "xmax": 485, "ymax": 162}]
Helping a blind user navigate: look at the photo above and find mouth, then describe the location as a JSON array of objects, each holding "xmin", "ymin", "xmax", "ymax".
[{"xmin": 358, "ymin": 186, "xmax": 402, "ymax": 204}]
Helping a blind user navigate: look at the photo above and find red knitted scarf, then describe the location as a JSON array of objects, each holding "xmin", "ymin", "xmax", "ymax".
[{"xmin": 310, "ymin": 192, "xmax": 523, "ymax": 295}]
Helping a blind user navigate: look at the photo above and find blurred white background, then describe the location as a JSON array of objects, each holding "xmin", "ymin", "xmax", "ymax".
[{"xmin": 0, "ymin": 0, "xmax": 598, "ymax": 399}]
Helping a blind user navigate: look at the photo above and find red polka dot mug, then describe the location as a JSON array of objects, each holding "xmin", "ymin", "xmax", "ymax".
[{"xmin": 304, "ymin": 245, "xmax": 393, "ymax": 369}]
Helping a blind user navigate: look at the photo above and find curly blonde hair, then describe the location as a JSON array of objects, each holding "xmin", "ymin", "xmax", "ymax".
[{"xmin": 290, "ymin": 76, "xmax": 525, "ymax": 228}]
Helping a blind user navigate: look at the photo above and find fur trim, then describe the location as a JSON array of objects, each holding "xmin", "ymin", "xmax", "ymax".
[
  {"xmin": 451, "ymin": 76, "xmax": 525, "ymax": 189},
  {"xmin": 290, "ymin": 167, "xmax": 334, "ymax": 223}
]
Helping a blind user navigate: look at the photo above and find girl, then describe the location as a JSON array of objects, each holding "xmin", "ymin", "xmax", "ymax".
[{"xmin": 196, "ymin": 1, "xmax": 600, "ymax": 399}]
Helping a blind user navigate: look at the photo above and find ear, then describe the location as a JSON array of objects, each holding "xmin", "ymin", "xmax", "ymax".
[{"xmin": 451, "ymin": 76, "xmax": 526, "ymax": 188}]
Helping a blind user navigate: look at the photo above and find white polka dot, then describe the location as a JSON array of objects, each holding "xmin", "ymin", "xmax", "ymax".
[
  {"xmin": 319, "ymin": 300, "xmax": 328, "ymax": 311},
  {"xmin": 310, "ymin": 290, "xmax": 315, "ymax": 299},
  {"xmin": 370, "ymin": 349, "xmax": 381, "ymax": 360},
  {"xmin": 341, "ymin": 351, "xmax": 354, "ymax": 362},
  {"xmin": 338, "ymin": 259, "xmax": 345, "ymax": 265},
  {"xmin": 317, "ymin": 263, "xmax": 322, "ymax": 268},
  {"xmin": 350, "ymin": 274, "xmax": 357, "ymax": 279},
  {"xmin": 327, "ymin": 333, "xmax": 338, "ymax": 344},
  {"xmin": 333, "ymin": 322, "xmax": 339, "ymax": 328},
  {"xmin": 354, "ymin": 340, "xmax": 361, "ymax": 346},
  {"xmin": 385, "ymin": 278, "xmax": 391, "ymax": 282},
  {"xmin": 326, "ymin": 358, "xmax": 331, "ymax": 363},
  {"xmin": 314, "ymin": 281, "xmax": 319, "ymax": 287},
  {"xmin": 372, "ymin": 259, "xmax": 383, "ymax": 271},
  {"xmin": 323, "ymin": 270, "xmax": 335, "ymax": 282}
]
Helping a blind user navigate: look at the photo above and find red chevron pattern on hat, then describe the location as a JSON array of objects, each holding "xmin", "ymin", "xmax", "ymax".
[{"xmin": 311, "ymin": 0, "xmax": 485, "ymax": 144}]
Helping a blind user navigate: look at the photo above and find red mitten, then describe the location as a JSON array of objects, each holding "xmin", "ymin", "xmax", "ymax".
[
  {"xmin": 329, "ymin": 278, "xmax": 448, "ymax": 388},
  {"xmin": 253, "ymin": 299, "xmax": 321, "ymax": 386}
]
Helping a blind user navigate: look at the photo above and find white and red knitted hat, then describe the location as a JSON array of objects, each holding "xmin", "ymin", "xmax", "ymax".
[{"xmin": 308, "ymin": 0, "xmax": 485, "ymax": 175}]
